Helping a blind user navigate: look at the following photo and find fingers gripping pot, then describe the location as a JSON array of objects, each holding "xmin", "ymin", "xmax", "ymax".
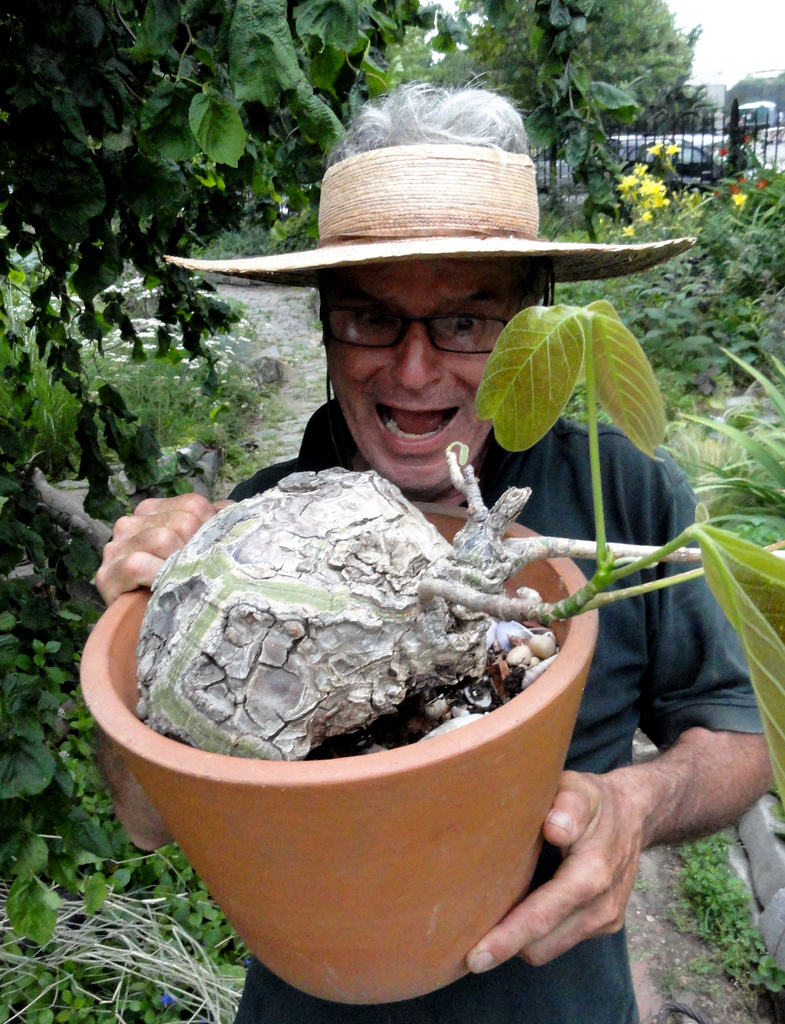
[{"xmin": 81, "ymin": 468, "xmax": 597, "ymax": 1003}]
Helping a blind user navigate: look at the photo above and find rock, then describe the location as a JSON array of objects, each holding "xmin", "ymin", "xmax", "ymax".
[
  {"xmin": 252, "ymin": 354, "xmax": 287, "ymax": 387},
  {"xmin": 761, "ymin": 887, "xmax": 785, "ymax": 966},
  {"xmin": 527, "ymin": 632, "xmax": 557, "ymax": 660},
  {"xmin": 505, "ymin": 645, "xmax": 531, "ymax": 668},
  {"xmin": 738, "ymin": 794, "xmax": 785, "ymax": 908},
  {"xmin": 727, "ymin": 841, "xmax": 761, "ymax": 928}
]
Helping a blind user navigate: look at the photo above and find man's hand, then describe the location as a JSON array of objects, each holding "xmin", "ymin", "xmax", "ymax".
[
  {"xmin": 96, "ymin": 493, "xmax": 232, "ymax": 606},
  {"xmin": 466, "ymin": 769, "xmax": 644, "ymax": 972},
  {"xmin": 466, "ymin": 728, "xmax": 772, "ymax": 974}
]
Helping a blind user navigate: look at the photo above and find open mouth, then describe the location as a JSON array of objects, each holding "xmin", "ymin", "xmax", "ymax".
[{"xmin": 378, "ymin": 404, "xmax": 458, "ymax": 440}]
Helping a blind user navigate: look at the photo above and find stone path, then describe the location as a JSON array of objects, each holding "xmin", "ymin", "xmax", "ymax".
[
  {"xmin": 216, "ymin": 279, "xmax": 775, "ymax": 1024},
  {"xmin": 217, "ymin": 279, "xmax": 327, "ymax": 468}
]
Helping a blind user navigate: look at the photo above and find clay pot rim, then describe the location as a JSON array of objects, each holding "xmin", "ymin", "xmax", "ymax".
[{"xmin": 81, "ymin": 510, "xmax": 597, "ymax": 788}]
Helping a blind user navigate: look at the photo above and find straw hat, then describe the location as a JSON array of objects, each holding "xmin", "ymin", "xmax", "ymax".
[{"xmin": 165, "ymin": 144, "xmax": 695, "ymax": 286}]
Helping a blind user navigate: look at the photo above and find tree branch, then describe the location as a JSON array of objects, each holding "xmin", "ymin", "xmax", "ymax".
[{"xmin": 31, "ymin": 468, "xmax": 113, "ymax": 554}]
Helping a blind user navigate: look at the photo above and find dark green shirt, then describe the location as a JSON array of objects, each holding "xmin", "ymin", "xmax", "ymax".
[{"xmin": 231, "ymin": 403, "xmax": 762, "ymax": 1024}]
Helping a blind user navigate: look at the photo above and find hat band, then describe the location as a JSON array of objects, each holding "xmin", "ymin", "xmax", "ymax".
[{"xmin": 317, "ymin": 145, "xmax": 539, "ymax": 248}]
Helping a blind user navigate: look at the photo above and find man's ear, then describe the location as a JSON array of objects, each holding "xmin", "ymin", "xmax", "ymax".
[{"xmin": 518, "ymin": 259, "xmax": 551, "ymax": 310}]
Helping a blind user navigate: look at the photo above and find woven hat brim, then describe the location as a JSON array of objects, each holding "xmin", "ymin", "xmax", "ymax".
[{"xmin": 165, "ymin": 235, "xmax": 695, "ymax": 287}]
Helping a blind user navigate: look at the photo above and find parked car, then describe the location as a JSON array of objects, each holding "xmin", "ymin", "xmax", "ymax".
[{"xmin": 610, "ymin": 133, "xmax": 725, "ymax": 186}]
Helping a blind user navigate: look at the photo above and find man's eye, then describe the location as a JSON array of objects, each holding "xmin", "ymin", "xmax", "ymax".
[
  {"xmin": 355, "ymin": 311, "xmax": 398, "ymax": 329},
  {"xmin": 450, "ymin": 316, "xmax": 481, "ymax": 334}
]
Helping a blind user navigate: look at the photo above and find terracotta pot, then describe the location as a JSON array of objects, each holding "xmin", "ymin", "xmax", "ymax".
[{"xmin": 80, "ymin": 509, "xmax": 597, "ymax": 1004}]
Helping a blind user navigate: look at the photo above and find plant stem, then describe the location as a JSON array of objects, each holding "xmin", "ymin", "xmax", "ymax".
[
  {"xmin": 581, "ymin": 567, "xmax": 705, "ymax": 610},
  {"xmin": 606, "ymin": 527, "xmax": 698, "ymax": 585},
  {"xmin": 582, "ymin": 325, "xmax": 608, "ymax": 565}
]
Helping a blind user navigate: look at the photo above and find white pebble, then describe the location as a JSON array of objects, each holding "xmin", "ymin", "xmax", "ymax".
[
  {"xmin": 528, "ymin": 633, "xmax": 557, "ymax": 660},
  {"xmin": 425, "ymin": 697, "xmax": 449, "ymax": 720},
  {"xmin": 420, "ymin": 714, "xmax": 485, "ymax": 741},
  {"xmin": 505, "ymin": 645, "xmax": 532, "ymax": 667}
]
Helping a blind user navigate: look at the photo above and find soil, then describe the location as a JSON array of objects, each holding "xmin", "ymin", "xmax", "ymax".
[{"xmin": 217, "ymin": 278, "xmax": 777, "ymax": 1024}]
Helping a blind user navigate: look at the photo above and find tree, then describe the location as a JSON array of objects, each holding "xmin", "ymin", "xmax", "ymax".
[
  {"xmin": 0, "ymin": 0, "xmax": 436, "ymax": 945},
  {"xmin": 446, "ymin": 0, "xmax": 696, "ymax": 115}
]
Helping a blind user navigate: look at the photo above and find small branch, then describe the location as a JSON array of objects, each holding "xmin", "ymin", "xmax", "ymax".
[
  {"xmin": 582, "ymin": 567, "xmax": 706, "ymax": 610},
  {"xmin": 31, "ymin": 468, "xmax": 113, "ymax": 554},
  {"xmin": 445, "ymin": 446, "xmax": 486, "ymax": 519},
  {"xmin": 504, "ymin": 535, "xmax": 706, "ymax": 568},
  {"xmin": 419, "ymin": 577, "xmax": 551, "ymax": 624}
]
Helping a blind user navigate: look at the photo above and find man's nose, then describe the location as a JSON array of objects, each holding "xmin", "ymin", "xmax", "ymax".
[{"xmin": 391, "ymin": 321, "xmax": 442, "ymax": 389}]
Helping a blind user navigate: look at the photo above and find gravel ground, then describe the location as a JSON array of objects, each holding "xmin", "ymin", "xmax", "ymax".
[{"xmin": 217, "ymin": 279, "xmax": 774, "ymax": 1024}]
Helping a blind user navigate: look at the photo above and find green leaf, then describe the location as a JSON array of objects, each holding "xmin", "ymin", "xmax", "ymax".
[
  {"xmin": 309, "ymin": 44, "xmax": 345, "ymax": 91},
  {"xmin": 0, "ymin": 738, "xmax": 56, "ymax": 799},
  {"xmin": 589, "ymin": 81, "xmax": 639, "ymax": 120},
  {"xmin": 130, "ymin": 0, "xmax": 182, "ymax": 61},
  {"xmin": 229, "ymin": 0, "xmax": 303, "ymax": 107},
  {"xmin": 695, "ymin": 525, "xmax": 785, "ymax": 803},
  {"xmin": 139, "ymin": 80, "xmax": 199, "ymax": 162},
  {"xmin": 476, "ymin": 305, "xmax": 585, "ymax": 451},
  {"xmin": 12, "ymin": 834, "xmax": 49, "ymax": 878},
  {"xmin": 6, "ymin": 876, "xmax": 63, "ymax": 945},
  {"xmin": 587, "ymin": 300, "xmax": 665, "ymax": 457},
  {"xmin": 66, "ymin": 809, "xmax": 114, "ymax": 859},
  {"xmin": 189, "ymin": 90, "xmax": 246, "ymax": 168},
  {"xmin": 294, "ymin": 0, "xmax": 359, "ymax": 50},
  {"xmin": 288, "ymin": 81, "xmax": 343, "ymax": 148},
  {"xmin": 83, "ymin": 872, "xmax": 109, "ymax": 914}
]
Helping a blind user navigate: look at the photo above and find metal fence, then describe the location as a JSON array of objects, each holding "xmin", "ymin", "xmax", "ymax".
[{"xmin": 533, "ymin": 108, "xmax": 785, "ymax": 193}]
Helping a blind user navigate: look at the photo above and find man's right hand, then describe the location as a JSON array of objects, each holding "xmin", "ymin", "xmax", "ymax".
[{"xmin": 96, "ymin": 493, "xmax": 232, "ymax": 606}]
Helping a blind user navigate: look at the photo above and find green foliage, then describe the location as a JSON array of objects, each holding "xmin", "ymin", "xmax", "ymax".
[
  {"xmin": 556, "ymin": 167, "xmax": 785, "ymax": 394},
  {"xmin": 477, "ymin": 301, "xmax": 664, "ymax": 455},
  {"xmin": 680, "ymin": 353, "xmax": 785, "ymax": 533},
  {"xmin": 0, "ymin": 0, "xmax": 429, "ymax": 953},
  {"xmin": 678, "ymin": 833, "xmax": 785, "ymax": 992}
]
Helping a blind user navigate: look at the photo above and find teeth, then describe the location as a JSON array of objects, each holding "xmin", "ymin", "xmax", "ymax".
[{"xmin": 381, "ymin": 409, "xmax": 440, "ymax": 440}]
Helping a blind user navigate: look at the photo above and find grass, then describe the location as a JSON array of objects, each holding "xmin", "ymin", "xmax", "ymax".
[
  {"xmin": 672, "ymin": 832, "xmax": 785, "ymax": 996},
  {"xmin": 0, "ymin": 883, "xmax": 245, "ymax": 1023}
]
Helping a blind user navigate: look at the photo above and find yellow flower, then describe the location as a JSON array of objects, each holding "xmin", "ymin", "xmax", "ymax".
[
  {"xmin": 633, "ymin": 163, "xmax": 649, "ymax": 179},
  {"xmin": 640, "ymin": 211, "xmax": 653, "ymax": 223},
  {"xmin": 731, "ymin": 192, "xmax": 747, "ymax": 210},
  {"xmin": 666, "ymin": 144, "xmax": 680, "ymax": 156},
  {"xmin": 622, "ymin": 225, "xmax": 635, "ymax": 237},
  {"xmin": 647, "ymin": 143, "xmax": 664, "ymax": 157},
  {"xmin": 619, "ymin": 174, "xmax": 638, "ymax": 196}
]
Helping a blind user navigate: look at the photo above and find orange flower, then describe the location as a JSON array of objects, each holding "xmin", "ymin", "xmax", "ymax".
[
  {"xmin": 719, "ymin": 147, "xmax": 728, "ymax": 157},
  {"xmin": 757, "ymin": 179, "xmax": 769, "ymax": 189},
  {"xmin": 729, "ymin": 183, "xmax": 741, "ymax": 194}
]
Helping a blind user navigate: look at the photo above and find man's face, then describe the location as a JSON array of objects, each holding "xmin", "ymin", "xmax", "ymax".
[{"xmin": 322, "ymin": 257, "xmax": 542, "ymax": 503}]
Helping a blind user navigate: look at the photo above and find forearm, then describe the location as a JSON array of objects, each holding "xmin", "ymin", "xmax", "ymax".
[
  {"xmin": 606, "ymin": 726, "xmax": 773, "ymax": 850},
  {"xmin": 95, "ymin": 727, "xmax": 174, "ymax": 850}
]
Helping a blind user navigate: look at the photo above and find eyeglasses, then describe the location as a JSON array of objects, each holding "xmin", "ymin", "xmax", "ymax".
[{"xmin": 322, "ymin": 308, "xmax": 510, "ymax": 354}]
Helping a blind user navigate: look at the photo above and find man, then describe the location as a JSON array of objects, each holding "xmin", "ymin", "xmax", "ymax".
[{"xmin": 97, "ymin": 85, "xmax": 772, "ymax": 1023}]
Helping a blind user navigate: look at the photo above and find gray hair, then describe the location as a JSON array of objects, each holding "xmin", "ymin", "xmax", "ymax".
[{"xmin": 327, "ymin": 83, "xmax": 529, "ymax": 166}]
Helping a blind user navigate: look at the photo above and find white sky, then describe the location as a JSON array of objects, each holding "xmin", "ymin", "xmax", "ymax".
[{"xmin": 664, "ymin": 0, "xmax": 785, "ymax": 88}]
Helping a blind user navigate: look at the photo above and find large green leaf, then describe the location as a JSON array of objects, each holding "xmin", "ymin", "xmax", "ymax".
[
  {"xmin": 288, "ymin": 80, "xmax": 343, "ymax": 147},
  {"xmin": 476, "ymin": 305, "xmax": 585, "ymax": 451},
  {"xmin": 695, "ymin": 524, "xmax": 785, "ymax": 801},
  {"xmin": 6, "ymin": 876, "xmax": 63, "ymax": 945},
  {"xmin": 189, "ymin": 90, "xmax": 247, "ymax": 168},
  {"xmin": 294, "ymin": 0, "xmax": 360, "ymax": 50},
  {"xmin": 130, "ymin": 0, "xmax": 181, "ymax": 61},
  {"xmin": 229, "ymin": 0, "xmax": 303, "ymax": 107},
  {"xmin": 587, "ymin": 300, "xmax": 665, "ymax": 457}
]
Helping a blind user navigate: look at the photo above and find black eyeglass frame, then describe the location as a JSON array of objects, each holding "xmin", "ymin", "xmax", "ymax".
[{"xmin": 320, "ymin": 307, "xmax": 511, "ymax": 354}]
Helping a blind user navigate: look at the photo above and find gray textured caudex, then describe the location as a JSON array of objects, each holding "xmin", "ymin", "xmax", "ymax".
[{"xmin": 136, "ymin": 458, "xmax": 535, "ymax": 761}]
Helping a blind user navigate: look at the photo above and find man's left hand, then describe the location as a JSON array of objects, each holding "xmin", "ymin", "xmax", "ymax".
[{"xmin": 466, "ymin": 769, "xmax": 642, "ymax": 971}]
